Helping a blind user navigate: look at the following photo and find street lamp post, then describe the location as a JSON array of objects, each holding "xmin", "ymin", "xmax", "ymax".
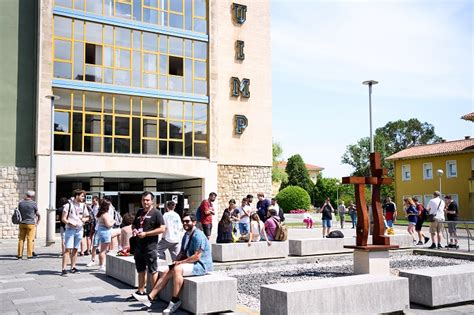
[
  {"xmin": 45, "ymin": 94, "xmax": 60, "ymax": 246},
  {"xmin": 362, "ymin": 80, "xmax": 379, "ymax": 153},
  {"xmin": 437, "ymin": 169, "xmax": 444, "ymax": 197}
]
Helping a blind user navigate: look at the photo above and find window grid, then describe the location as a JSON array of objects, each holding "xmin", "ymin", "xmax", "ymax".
[
  {"xmin": 402, "ymin": 164, "xmax": 411, "ymax": 181},
  {"xmin": 55, "ymin": 0, "xmax": 207, "ymax": 34},
  {"xmin": 53, "ymin": 89, "xmax": 207, "ymax": 157},
  {"xmin": 423, "ymin": 163, "xmax": 433, "ymax": 180},
  {"xmin": 446, "ymin": 160, "xmax": 457, "ymax": 178},
  {"xmin": 53, "ymin": 16, "xmax": 207, "ymax": 94}
]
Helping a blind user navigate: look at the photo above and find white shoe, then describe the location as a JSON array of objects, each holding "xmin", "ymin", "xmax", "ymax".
[
  {"xmin": 86, "ymin": 260, "xmax": 96, "ymax": 267},
  {"xmin": 164, "ymin": 300, "xmax": 182, "ymax": 313},
  {"xmin": 98, "ymin": 265, "xmax": 106, "ymax": 272},
  {"xmin": 132, "ymin": 293, "xmax": 151, "ymax": 308}
]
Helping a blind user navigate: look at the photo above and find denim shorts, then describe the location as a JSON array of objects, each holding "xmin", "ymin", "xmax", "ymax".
[
  {"xmin": 322, "ymin": 219, "xmax": 332, "ymax": 228},
  {"xmin": 239, "ymin": 223, "xmax": 249, "ymax": 235},
  {"xmin": 64, "ymin": 228, "xmax": 83, "ymax": 249},
  {"xmin": 96, "ymin": 226, "xmax": 112, "ymax": 244}
]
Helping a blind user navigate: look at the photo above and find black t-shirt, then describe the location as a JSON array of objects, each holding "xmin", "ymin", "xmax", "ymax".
[
  {"xmin": 132, "ymin": 208, "xmax": 164, "ymax": 252},
  {"xmin": 446, "ymin": 201, "xmax": 458, "ymax": 221},
  {"xmin": 321, "ymin": 204, "xmax": 333, "ymax": 220},
  {"xmin": 385, "ymin": 202, "xmax": 396, "ymax": 213}
]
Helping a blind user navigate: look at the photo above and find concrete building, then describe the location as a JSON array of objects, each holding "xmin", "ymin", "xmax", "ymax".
[
  {"xmin": 0, "ymin": 0, "xmax": 272, "ymax": 239},
  {"xmin": 386, "ymin": 138, "xmax": 474, "ymax": 219}
]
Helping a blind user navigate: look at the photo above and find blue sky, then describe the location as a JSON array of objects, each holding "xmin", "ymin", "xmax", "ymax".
[{"xmin": 271, "ymin": 0, "xmax": 473, "ymax": 179}]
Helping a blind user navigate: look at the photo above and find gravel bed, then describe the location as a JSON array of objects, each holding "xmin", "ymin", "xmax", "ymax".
[{"xmin": 215, "ymin": 253, "xmax": 472, "ymax": 311}]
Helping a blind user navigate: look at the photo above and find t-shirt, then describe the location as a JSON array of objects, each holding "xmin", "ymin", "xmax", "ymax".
[
  {"xmin": 163, "ymin": 211, "xmax": 182, "ymax": 243},
  {"xmin": 446, "ymin": 201, "xmax": 458, "ymax": 221},
  {"xmin": 238, "ymin": 205, "xmax": 251, "ymax": 224},
  {"xmin": 264, "ymin": 216, "xmax": 280, "ymax": 241},
  {"xmin": 132, "ymin": 208, "xmax": 165, "ymax": 252},
  {"xmin": 199, "ymin": 200, "xmax": 214, "ymax": 225},
  {"xmin": 321, "ymin": 204, "xmax": 333, "ymax": 220},
  {"xmin": 406, "ymin": 205, "xmax": 418, "ymax": 223},
  {"xmin": 385, "ymin": 202, "xmax": 396, "ymax": 213},
  {"xmin": 181, "ymin": 228, "xmax": 213, "ymax": 275},
  {"xmin": 426, "ymin": 197, "xmax": 445, "ymax": 221},
  {"xmin": 18, "ymin": 199, "xmax": 38, "ymax": 225},
  {"xmin": 63, "ymin": 201, "xmax": 89, "ymax": 231},
  {"xmin": 257, "ymin": 199, "xmax": 271, "ymax": 221}
]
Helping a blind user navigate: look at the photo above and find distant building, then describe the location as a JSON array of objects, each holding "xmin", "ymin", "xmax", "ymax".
[
  {"xmin": 386, "ymin": 137, "xmax": 474, "ymax": 219},
  {"xmin": 276, "ymin": 161, "xmax": 324, "ymax": 184}
]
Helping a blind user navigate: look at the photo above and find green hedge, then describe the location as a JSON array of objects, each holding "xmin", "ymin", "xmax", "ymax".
[{"xmin": 276, "ymin": 185, "xmax": 311, "ymax": 213}]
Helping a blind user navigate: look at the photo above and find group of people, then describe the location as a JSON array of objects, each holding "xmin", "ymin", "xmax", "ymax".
[
  {"xmin": 399, "ymin": 191, "xmax": 459, "ymax": 249},
  {"xmin": 212, "ymin": 193, "xmax": 285, "ymax": 245}
]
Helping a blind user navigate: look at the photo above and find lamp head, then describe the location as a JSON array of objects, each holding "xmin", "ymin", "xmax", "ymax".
[
  {"xmin": 362, "ymin": 80, "xmax": 379, "ymax": 86},
  {"xmin": 437, "ymin": 169, "xmax": 444, "ymax": 176},
  {"xmin": 45, "ymin": 95, "xmax": 60, "ymax": 101}
]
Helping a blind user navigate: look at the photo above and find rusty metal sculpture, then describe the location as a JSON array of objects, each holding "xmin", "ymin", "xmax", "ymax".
[{"xmin": 343, "ymin": 152, "xmax": 398, "ymax": 250}]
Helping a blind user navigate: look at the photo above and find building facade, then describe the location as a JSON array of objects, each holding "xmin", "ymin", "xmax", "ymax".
[
  {"xmin": 0, "ymin": 0, "xmax": 272, "ymax": 239},
  {"xmin": 386, "ymin": 138, "xmax": 474, "ymax": 219}
]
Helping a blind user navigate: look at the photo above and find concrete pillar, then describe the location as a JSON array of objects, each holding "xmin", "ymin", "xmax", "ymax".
[
  {"xmin": 90, "ymin": 177, "xmax": 104, "ymax": 194},
  {"xmin": 143, "ymin": 178, "xmax": 157, "ymax": 191},
  {"xmin": 353, "ymin": 250, "xmax": 390, "ymax": 275}
]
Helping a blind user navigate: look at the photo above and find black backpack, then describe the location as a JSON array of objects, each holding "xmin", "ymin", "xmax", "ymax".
[{"xmin": 327, "ymin": 230, "xmax": 344, "ymax": 238}]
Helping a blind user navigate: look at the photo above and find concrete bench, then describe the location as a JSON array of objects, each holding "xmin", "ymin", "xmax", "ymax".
[
  {"xmin": 289, "ymin": 238, "xmax": 352, "ymax": 256},
  {"xmin": 260, "ymin": 274, "xmax": 409, "ymax": 315},
  {"xmin": 399, "ymin": 264, "xmax": 474, "ymax": 307},
  {"xmin": 106, "ymin": 253, "xmax": 165, "ymax": 287},
  {"xmin": 155, "ymin": 272, "xmax": 237, "ymax": 314},
  {"xmin": 212, "ymin": 241, "xmax": 289, "ymax": 262},
  {"xmin": 342, "ymin": 234, "xmax": 414, "ymax": 248}
]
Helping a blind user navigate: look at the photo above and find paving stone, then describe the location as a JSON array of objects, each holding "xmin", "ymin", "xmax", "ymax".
[
  {"xmin": 12, "ymin": 296, "xmax": 55, "ymax": 305},
  {"xmin": 0, "ymin": 278, "xmax": 35, "ymax": 284},
  {"xmin": 0, "ymin": 288, "xmax": 25, "ymax": 294}
]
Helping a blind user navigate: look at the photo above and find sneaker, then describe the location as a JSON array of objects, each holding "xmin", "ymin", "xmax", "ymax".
[
  {"xmin": 416, "ymin": 241, "xmax": 423, "ymax": 246},
  {"xmin": 437, "ymin": 244, "xmax": 443, "ymax": 249},
  {"xmin": 17, "ymin": 256, "xmax": 22, "ymax": 260},
  {"xmin": 164, "ymin": 299, "xmax": 182, "ymax": 313},
  {"xmin": 84, "ymin": 251, "xmax": 90, "ymax": 256},
  {"xmin": 132, "ymin": 293, "xmax": 151, "ymax": 308},
  {"xmin": 126, "ymin": 291, "xmax": 146, "ymax": 301},
  {"xmin": 98, "ymin": 265, "xmax": 106, "ymax": 272},
  {"xmin": 32, "ymin": 252, "xmax": 38, "ymax": 257},
  {"xmin": 424, "ymin": 236, "xmax": 430, "ymax": 244},
  {"xmin": 70, "ymin": 267, "xmax": 80, "ymax": 274},
  {"xmin": 86, "ymin": 260, "xmax": 96, "ymax": 267},
  {"xmin": 61, "ymin": 269, "xmax": 68, "ymax": 277},
  {"xmin": 428, "ymin": 243, "xmax": 436, "ymax": 249}
]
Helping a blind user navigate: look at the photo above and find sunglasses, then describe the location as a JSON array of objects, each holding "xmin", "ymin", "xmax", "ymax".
[{"xmin": 182, "ymin": 219, "xmax": 192, "ymax": 223}]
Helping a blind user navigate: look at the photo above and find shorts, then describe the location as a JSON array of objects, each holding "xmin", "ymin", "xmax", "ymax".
[
  {"xmin": 239, "ymin": 222, "xmax": 249, "ymax": 235},
  {"xmin": 96, "ymin": 226, "xmax": 112, "ymax": 244},
  {"xmin": 157, "ymin": 239, "xmax": 180, "ymax": 260},
  {"xmin": 448, "ymin": 222, "xmax": 457, "ymax": 234},
  {"xmin": 386, "ymin": 220, "xmax": 394, "ymax": 227},
  {"xmin": 64, "ymin": 228, "xmax": 83, "ymax": 249},
  {"xmin": 162, "ymin": 263, "xmax": 195, "ymax": 277},
  {"xmin": 134, "ymin": 250, "xmax": 158, "ymax": 274},
  {"xmin": 408, "ymin": 221, "xmax": 416, "ymax": 226},
  {"xmin": 201, "ymin": 223, "xmax": 212, "ymax": 237},
  {"xmin": 83, "ymin": 223, "xmax": 92, "ymax": 237},
  {"xmin": 429, "ymin": 220, "xmax": 443, "ymax": 234},
  {"xmin": 322, "ymin": 219, "xmax": 332, "ymax": 228},
  {"xmin": 415, "ymin": 218, "xmax": 424, "ymax": 231},
  {"xmin": 92, "ymin": 232, "xmax": 100, "ymax": 247}
]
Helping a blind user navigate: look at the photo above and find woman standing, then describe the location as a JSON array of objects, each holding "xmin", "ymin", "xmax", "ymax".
[
  {"xmin": 405, "ymin": 198, "xmax": 418, "ymax": 244},
  {"xmin": 95, "ymin": 199, "xmax": 114, "ymax": 272},
  {"xmin": 248, "ymin": 212, "xmax": 271, "ymax": 246}
]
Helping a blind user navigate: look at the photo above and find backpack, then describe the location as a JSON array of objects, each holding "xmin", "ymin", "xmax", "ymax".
[
  {"xmin": 327, "ymin": 230, "xmax": 344, "ymax": 238},
  {"xmin": 11, "ymin": 207, "xmax": 22, "ymax": 225},
  {"xmin": 113, "ymin": 209, "xmax": 123, "ymax": 228},
  {"xmin": 273, "ymin": 218, "xmax": 288, "ymax": 241},
  {"xmin": 195, "ymin": 206, "xmax": 202, "ymax": 222}
]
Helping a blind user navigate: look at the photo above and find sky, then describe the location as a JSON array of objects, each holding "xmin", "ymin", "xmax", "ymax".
[{"xmin": 271, "ymin": 0, "xmax": 473, "ymax": 179}]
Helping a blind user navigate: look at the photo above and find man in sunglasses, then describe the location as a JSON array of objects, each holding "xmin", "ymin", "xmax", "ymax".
[{"xmin": 133, "ymin": 213, "xmax": 213, "ymax": 313}]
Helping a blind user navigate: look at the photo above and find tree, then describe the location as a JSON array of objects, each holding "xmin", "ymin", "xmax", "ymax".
[
  {"xmin": 312, "ymin": 175, "xmax": 354, "ymax": 207},
  {"xmin": 341, "ymin": 118, "xmax": 441, "ymax": 199},
  {"xmin": 276, "ymin": 186, "xmax": 311, "ymax": 212},
  {"xmin": 272, "ymin": 141, "xmax": 287, "ymax": 183},
  {"xmin": 281, "ymin": 154, "xmax": 313, "ymax": 194}
]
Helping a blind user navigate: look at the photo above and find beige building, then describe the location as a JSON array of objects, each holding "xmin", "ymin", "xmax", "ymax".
[{"xmin": 0, "ymin": 0, "xmax": 272, "ymax": 239}]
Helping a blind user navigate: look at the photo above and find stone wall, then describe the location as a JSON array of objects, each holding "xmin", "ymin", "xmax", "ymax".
[
  {"xmin": 217, "ymin": 165, "xmax": 272, "ymax": 214},
  {"xmin": 0, "ymin": 167, "xmax": 36, "ymax": 239}
]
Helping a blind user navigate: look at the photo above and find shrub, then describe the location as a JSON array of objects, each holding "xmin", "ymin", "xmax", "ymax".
[{"xmin": 276, "ymin": 186, "xmax": 311, "ymax": 213}]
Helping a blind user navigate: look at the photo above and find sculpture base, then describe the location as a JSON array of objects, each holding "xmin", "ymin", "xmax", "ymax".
[{"xmin": 350, "ymin": 248, "xmax": 394, "ymax": 275}]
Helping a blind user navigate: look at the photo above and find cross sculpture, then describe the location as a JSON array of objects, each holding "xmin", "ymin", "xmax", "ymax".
[{"xmin": 343, "ymin": 152, "xmax": 398, "ymax": 250}]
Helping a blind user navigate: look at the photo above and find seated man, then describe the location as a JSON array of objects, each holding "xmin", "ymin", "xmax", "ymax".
[{"xmin": 133, "ymin": 213, "xmax": 213, "ymax": 312}]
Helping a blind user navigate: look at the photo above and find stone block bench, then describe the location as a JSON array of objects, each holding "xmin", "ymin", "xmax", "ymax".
[
  {"xmin": 212, "ymin": 241, "xmax": 289, "ymax": 262},
  {"xmin": 342, "ymin": 234, "xmax": 414, "ymax": 248},
  {"xmin": 399, "ymin": 263, "xmax": 474, "ymax": 307},
  {"xmin": 106, "ymin": 254, "xmax": 165, "ymax": 287},
  {"xmin": 260, "ymin": 274, "xmax": 409, "ymax": 315},
  {"xmin": 157, "ymin": 272, "xmax": 237, "ymax": 314},
  {"xmin": 289, "ymin": 238, "xmax": 352, "ymax": 256}
]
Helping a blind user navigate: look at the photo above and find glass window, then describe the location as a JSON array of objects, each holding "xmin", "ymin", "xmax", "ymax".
[
  {"xmin": 104, "ymin": 137, "xmax": 112, "ymax": 152},
  {"xmin": 168, "ymin": 101, "xmax": 183, "ymax": 119},
  {"xmin": 54, "ymin": 111, "xmax": 70, "ymax": 132},
  {"xmin": 194, "ymin": 80, "xmax": 207, "ymax": 95},
  {"xmin": 132, "ymin": 97, "xmax": 141, "ymax": 115},
  {"xmin": 194, "ymin": 142, "xmax": 206, "ymax": 157},
  {"xmin": 194, "ymin": 18, "xmax": 206, "ymax": 33},
  {"xmin": 55, "ymin": 0, "xmax": 72, "ymax": 8},
  {"xmin": 85, "ymin": 0, "xmax": 102, "ymax": 14},
  {"xmin": 85, "ymin": 43, "xmax": 102, "ymax": 65},
  {"xmin": 159, "ymin": 119, "xmax": 167, "ymax": 138},
  {"xmin": 169, "ymin": 37, "xmax": 183, "ymax": 56},
  {"xmin": 85, "ymin": 22, "xmax": 102, "ymax": 43},
  {"xmin": 185, "ymin": 0, "xmax": 192, "ymax": 31},
  {"xmin": 75, "ymin": 0, "xmax": 85, "ymax": 11},
  {"xmin": 115, "ymin": 28, "xmax": 131, "ymax": 47},
  {"xmin": 104, "ymin": 25, "xmax": 114, "ymax": 45},
  {"xmin": 169, "ymin": 14, "xmax": 183, "ymax": 28},
  {"xmin": 72, "ymin": 112, "xmax": 83, "ymax": 151},
  {"xmin": 104, "ymin": 115, "xmax": 113, "ymax": 135},
  {"xmin": 84, "ymin": 92, "xmax": 102, "ymax": 112},
  {"xmin": 74, "ymin": 20, "xmax": 84, "ymax": 40},
  {"xmin": 169, "ymin": 141, "xmax": 183, "ymax": 156},
  {"xmin": 194, "ymin": 41, "xmax": 207, "ymax": 59},
  {"xmin": 115, "ymin": 70, "xmax": 131, "ymax": 85},
  {"xmin": 143, "ymin": 8, "xmax": 158, "ymax": 24},
  {"xmin": 132, "ymin": 117, "xmax": 141, "ymax": 153},
  {"xmin": 55, "ymin": 40, "xmax": 72, "ymax": 60},
  {"xmin": 85, "ymin": 114, "xmax": 101, "ymax": 134},
  {"xmin": 184, "ymin": 122, "xmax": 192, "ymax": 156},
  {"xmin": 84, "ymin": 136, "xmax": 101, "ymax": 152},
  {"xmin": 73, "ymin": 92, "xmax": 83, "ymax": 110},
  {"xmin": 194, "ymin": 0, "xmax": 206, "ymax": 18},
  {"xmin": 446, "ymin": 160, "xmax": 457, "ymax": 178},
  {"xmin": 169, "ymin": 56, "xmax": 183, "ymax": 76},
  {"xmin": 184, "ymin": 102, "xmax": 193, "ymax": 120},
  {"xmin": 104, "ymin": 68, "xmax": 113, "ymax": 84},
  {"xmin": 54, "ymin": 61, "xmax": 71, "ymax": 79},
  {"xmin": 402, "ymin": 165, "xmax": 411, "ymax": 181},
  {"xmin": 114, "ymin": 138, "xmax": 130, "ymax": 153},
  {"xmin": 85, "ymin": 65, "xmax": 102, "ymax": 82},
  {"xmin": 194, "ymin": 61, "xmax": 206, "ymax": 78},
  {"xmin": 194, "ymin": 123, "xmax": 206, "ymax": 141},
  {"xmin": 115, "ymin": 95, "xmax": 130, "ymax": 114},
  {"xmin": 73, "ymin": 42, "xmax": 84, "ymax": 80},
  {"xmin": 133, "ymin": 32, "xmax": 141, "ymax": 49},
  {"xmin": 115, "ymin": 49, "xmax": 131, "ymax": 68},
  {"xmin": 170, "ymin": 0, "xmax": 183, "ymax": 12},
  {"xmin": 159, "ymin": 36, "xmax": 168, "ymax": 53},
  {"xmin": 54, "ymin": 134, "xmax": 70, "ymax": 151},
  {"xmin": 143, "ymin": 139, "xmax": 157, "ymax": 154},
  {"xmin": 54, "ymin": 16, "xmax": 72, "ymax": 38},
  {"xmin": 169, "ymin": 121, "xmax": 183, "ymax": 139},
  {"xmin": 143, "ymin": 119, "xmax": 157, "ymax": 137},
  {"xmin": 54, "ymin": 89, "xmax": 72, "ymax": 110},
  {"xmin": 423, "ymin": 163, "xmax": 433, "ymax": 180},
  {"xmin": 143, "ymin": 74, "xmax": 157, "ymax": 89},
  {"xmin": 143, "ymin": 32, "xmax": 158, "ymax": 51},
  {"xmin": 115, "ymin": 117, "xmax": 130, "ymax": 136},
  {"xmin": 142, "ymin": 98, "xmax": 158, "ymax": 117},
  {"xmin": 116, "ymin": 2, "xmax": 132, "ymax": 18},
  {"xmin": 194, "ymin": 103, "xmax": 207, "ymax": 121},
  {"xmin": 103, "ymin": 0, "xmax": 113, "ymax": 15},
  {"xmin": 144, "ymin": 53, "xmax": 157, "ymax": 72}
]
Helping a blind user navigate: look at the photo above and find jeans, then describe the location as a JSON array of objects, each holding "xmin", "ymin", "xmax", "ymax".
[
  {"xmin": 18, "ymin": 224, "xmax": 36, "ymax": 257},
  {"xmin": 239, "ymin": 222, "xmax": 249, "ymax": 235},
  {"xmin": 350, "ymin": 212, "xmax": 357, "ymax": 228}
]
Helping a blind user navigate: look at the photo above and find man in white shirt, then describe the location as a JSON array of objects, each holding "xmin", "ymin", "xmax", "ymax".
[
  {"xmin": 426, "ymin": 191, "xmax": 445, "ymax": 249},
  {"xmin": 238, "ymin": 198, "xmax": 251, "ymax": 236},
  {"xmin": 157, "ymin": 201, "xmax": 182, "ymax": 260}
]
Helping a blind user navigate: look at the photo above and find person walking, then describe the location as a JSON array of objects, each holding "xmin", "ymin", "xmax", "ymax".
[
  {"xmin": 444, "ymin": 195, "xmax": 459, "ymax": 249},
  {"xmin": 404, "ymin": 198, "xmax": 418, "ymax": 244},
  {"xmin": 338, "ymin": 201, "xmax": 347, "ymax": 229},
  {"xmin": 95, "ymin": 199, "xmax": 114, "ymax": 272},
  {"xmin": 383, "ymin": 197, "xmax": 397, "ymax": 230},
  {"xmin": 61, "ymin": 189, "xmax": 90, "ymax": 275},
  {"xmin": 199, "ymin": 192, "xmax": 216, "ymax": 240},
  {"xmin": 319, "ymin": 198, "xmax": 334, "ymax": 238},
  {"xmin": 413, "ymin": 197, "xmax": 429, "ymax": 245},
  {"xmin": 426, "ymin": 191, "xmax": 446, "ymax": 249},
  {"xmin": 348, "ymin": 201, "xmax": 357, "ymax": 229},
  {"xmin": 17, "ymin": 191, "xmax": 40, "ymax": 260},
  {"xmin": 157, "ymin": 201, "xmax": 182, "ymax": 261}
]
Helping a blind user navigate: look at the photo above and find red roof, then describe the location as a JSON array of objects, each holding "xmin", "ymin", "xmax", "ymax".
[
  {"xmin": 386, "ymin": 138, "xmax": 474, "ymax": 161},
  {"xmin": 276, "ymin": 161, "xmax": 324, "ymax": 171},
  {"xmin": 461, "ymin": 112, "xmax": 474, "ymax": 122}
]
